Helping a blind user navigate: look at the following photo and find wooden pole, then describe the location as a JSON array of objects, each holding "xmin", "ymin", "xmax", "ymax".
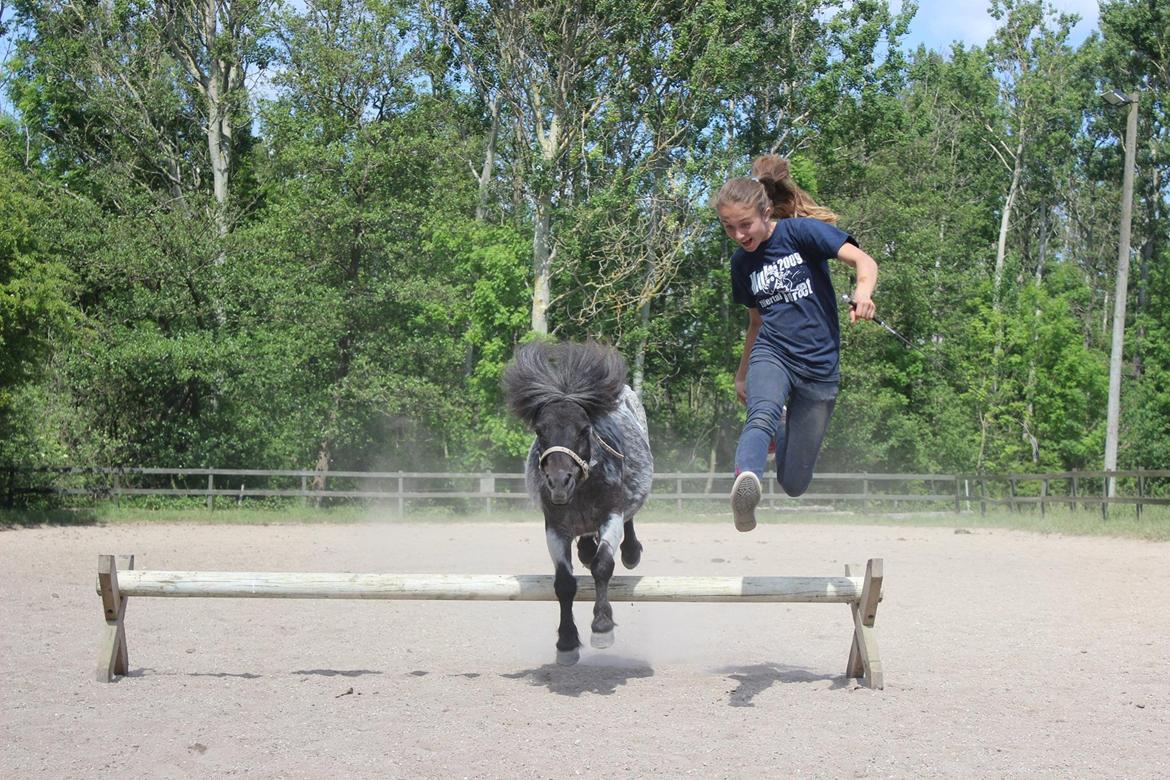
[
  {"xmin": 844, "ymin": 559, "xmax": 884, "ymax": 690},
  {"xmin": 111, "ymin": 570, "xmax": 870, "ymax": 603},
  {"xmin": 98, "ymin": 557, "xmax": 885, "ymax": 687},
  {"xmin": 96, "ymin": 554, "xmax": 134, "ymax": 682}
]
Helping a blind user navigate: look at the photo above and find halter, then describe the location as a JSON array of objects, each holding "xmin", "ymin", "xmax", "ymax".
[{"xmin": 539, "ymin": 430, "xmax": 624, "ymax": 483}]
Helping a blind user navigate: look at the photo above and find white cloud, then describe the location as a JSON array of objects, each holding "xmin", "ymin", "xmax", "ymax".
[{"xmin": 896, "ymin": 0, "xmax": 1101, "ymax": 51}]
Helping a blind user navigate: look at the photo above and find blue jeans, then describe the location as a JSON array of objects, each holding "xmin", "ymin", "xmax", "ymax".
[{"xmin": 734, "ymin": 348, "xmax": 838, "ymax": 496}]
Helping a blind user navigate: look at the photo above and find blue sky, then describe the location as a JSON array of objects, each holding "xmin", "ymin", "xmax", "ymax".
[
  {"xmin": 0, "ymin": 1, "xmax": 1106, "ymax": 119},
  {"xmin": 896, "ymin": 0, "xmax": 1101, "ymax": 51}
]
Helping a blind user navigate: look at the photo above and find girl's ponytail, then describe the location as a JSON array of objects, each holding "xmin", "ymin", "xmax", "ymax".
[{"xmin": 751, "ymin": 155, "xmax": 838, "ymax": 224}]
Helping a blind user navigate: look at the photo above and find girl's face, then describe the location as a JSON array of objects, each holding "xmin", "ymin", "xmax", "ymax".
[{"xmin": 717, "ymin": 202, "xmax": 773, "ymax": 252}]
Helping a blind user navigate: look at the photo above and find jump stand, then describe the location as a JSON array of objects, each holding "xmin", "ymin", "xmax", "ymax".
[{"xmin": 96, "ymin": 555, "xmax": 885, "ymax": 688}]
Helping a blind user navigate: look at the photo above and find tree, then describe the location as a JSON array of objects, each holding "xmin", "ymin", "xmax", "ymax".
[{"xmin": 0, "ymin": 134, "xmax": 75, "ymax": 464}]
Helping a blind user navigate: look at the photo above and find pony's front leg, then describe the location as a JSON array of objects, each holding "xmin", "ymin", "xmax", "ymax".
[
  {"xmin": 589, "ymin": 512, "xmax": 624, "ymax": 649},
  {"xmin": 546, "ymin": 527, "xmax": 580, "ymax": 666}
]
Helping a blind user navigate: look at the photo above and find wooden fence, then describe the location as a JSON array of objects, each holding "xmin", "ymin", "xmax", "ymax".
[{"xmin": 5, "ymin": 467, "xmax": 1170, "ymax": 517}]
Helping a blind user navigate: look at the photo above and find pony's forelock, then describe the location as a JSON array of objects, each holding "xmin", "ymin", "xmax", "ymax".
[{"xmin": 503, "ymin": 341, "xmax": 628, "ymax": 426}]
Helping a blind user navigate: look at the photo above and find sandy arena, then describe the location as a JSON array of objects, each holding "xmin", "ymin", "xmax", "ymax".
[{"xmin": 1, "ymin": 519, "xmax": 1168, "ymax": 778}]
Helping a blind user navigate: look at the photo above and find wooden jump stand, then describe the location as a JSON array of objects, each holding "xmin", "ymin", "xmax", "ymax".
[{"xmin": 96, "ymin": 555, "xmax": 885, "ymax": 689}]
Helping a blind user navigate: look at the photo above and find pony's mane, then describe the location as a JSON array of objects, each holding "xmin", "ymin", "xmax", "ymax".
[{"xmin": 502, "ymin": 341, "xmax": 628, "ymax": 426}]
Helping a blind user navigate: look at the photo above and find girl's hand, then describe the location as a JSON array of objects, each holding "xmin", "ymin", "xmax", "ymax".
[
  {"xmin": 735, "ymin": 375, "xmax": 747, "ymax": 405},
  {"xmin": 849, "ymin": 294, "xmax": 876, "ymax": 323}
]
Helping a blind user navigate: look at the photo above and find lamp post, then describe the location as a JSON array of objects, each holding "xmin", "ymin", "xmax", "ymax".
[{"xmin": 1099, "ymin": 89, "xmax": 1138, "ymax": 504}]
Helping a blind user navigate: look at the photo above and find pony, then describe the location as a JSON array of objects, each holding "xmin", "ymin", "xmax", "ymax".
[{"xmin": 502, "ymin": 340, "xmax": 653, "ymax": 665}]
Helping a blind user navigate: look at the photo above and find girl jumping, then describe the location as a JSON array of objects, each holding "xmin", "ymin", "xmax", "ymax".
[{"xmin": 715, "ymin": 155, "xmax": 879, "ymax": 531}]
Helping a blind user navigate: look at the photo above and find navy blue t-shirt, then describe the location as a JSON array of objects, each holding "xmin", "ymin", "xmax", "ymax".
[{"xmin": 730, "ymin": 218, "xmax": 858, "ymax": 380}]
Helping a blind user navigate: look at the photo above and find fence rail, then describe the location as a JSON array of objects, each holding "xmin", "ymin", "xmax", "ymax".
[{"xmin": 5, "ymin": 467, "xmax": 1170, "ymax": 517}]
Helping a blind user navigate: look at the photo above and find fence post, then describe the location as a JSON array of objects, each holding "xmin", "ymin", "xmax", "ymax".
[
  {"xmin": 953, "ymin": 475, "xmax": 961, "ymax": 514},
  {"xmin": 1070, "ymin": 475, "xmax": 1078, "ymax": 511},
  {"xmin": 862, "ymin": 474, "xmax": 869, "ymax": 514},
  {"xmin": 397, "ymin": 471, "xmax": 404, "ymax": 518},
  {"xmin": 1137, "ymin": 474, "xmax": 1145, "ymax": 521},
  {"xmin": 481, "ymin": 474, "xmax": 495, "ymax": 514},
  {"xmin": 676, "ymin": 475, "xmax": 683, "ymax": 512},
  {"xmin": 207, "ymin": 473, "xmax": 214, "ymax": 512},
  {"xmin": 1008, "ymin": 478, "xmax": 1017, "ymax": 513},
  {"xmin": 301, "ymin": 475, "xmax": 308, "ymax": 507},
  {"xmin": 1101, "ymin": 475, "xmax": 1108, "ymax": 521},
  {"xmin": 113, "ymin": 472, "xmax": 121, "ymax": 510},
  {"xmin": 979, "ymin": 476, "xmax": 987, "ymax": 517},
  {"xmin": 1040, "ymin": 478, "xmax": 1047, "ymax": 517}
]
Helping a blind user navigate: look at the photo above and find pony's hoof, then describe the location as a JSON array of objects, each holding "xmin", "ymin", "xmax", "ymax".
[
  {"xmin": 556, "ymin": 648, "xmax": 580, "ymax": 666},
  {"xmin": 590, "ymin": 630, "xmax": 615, "ymax": 649},
  {"xmin": 577, "ymin": 535, "xmax": 598, "ymax": 566},
  {"xmin": 621, "ymin": 542, "xmax": 642, "ymax": 569}
]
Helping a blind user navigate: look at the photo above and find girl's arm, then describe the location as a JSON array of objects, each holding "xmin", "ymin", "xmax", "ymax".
[
  {"xmin": 735, "ymin": 308, "xmax": 763, "ymax": 405},
  {"xmin": 837, "ymin": 242, "xmax": 879, "ymax": 322}
]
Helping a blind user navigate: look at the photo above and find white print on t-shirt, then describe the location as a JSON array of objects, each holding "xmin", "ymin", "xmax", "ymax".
[{"xmin": 750, "ymin": 251, "xmax": 813, "ymax": 308}]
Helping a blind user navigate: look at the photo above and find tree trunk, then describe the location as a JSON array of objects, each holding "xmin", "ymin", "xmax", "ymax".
[
  {"xmin": 632, "ymin": 300, "xmax": 649, "ymax": 396},
  {"xmin": 531, "ymin": 189, "xmax": 552, "ymax": 335},
  {"xmin": 991, "ymin": 137, "xmax": 1025, "ymax": 393},
  {"xmin": 993, "ymin": 137, "xmax": 1025, "ymax": 308},
  {"xmin": 475, "ymin": 96, "xmax": 499, "ymax": 222}
]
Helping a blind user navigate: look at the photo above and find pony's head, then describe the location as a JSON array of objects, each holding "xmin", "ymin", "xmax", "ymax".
[
  {"xmin": 502, "ymin": 341, "xmax": 628, "ymax": 505},
  {"xmin": 532, "ymin": 398, "xmax": 593, "ymax": 504}
]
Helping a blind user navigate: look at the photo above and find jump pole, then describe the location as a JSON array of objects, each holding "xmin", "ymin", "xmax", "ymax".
[{"xmin": 96, "ymin": 555, "xmax": 885, "ymax": 688}]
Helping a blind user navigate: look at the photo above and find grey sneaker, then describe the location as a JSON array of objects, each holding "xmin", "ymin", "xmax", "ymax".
[{"xmin": 731, "ymin": 471, "xmax": 761, "ymax": 532}]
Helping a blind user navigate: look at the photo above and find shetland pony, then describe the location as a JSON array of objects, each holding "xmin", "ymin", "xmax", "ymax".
[{"xmin": 502, "ymin": 341, "xmax": 653, "ymax": 664}]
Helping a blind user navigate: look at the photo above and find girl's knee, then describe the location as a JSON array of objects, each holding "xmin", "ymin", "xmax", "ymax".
[
  {"xmin": 779, "ymin": 468, "xmax": 814, "ymax": 497},
  {"xmin": 745, "ymin": 404, "xmax": 784, "ymax": 431}
]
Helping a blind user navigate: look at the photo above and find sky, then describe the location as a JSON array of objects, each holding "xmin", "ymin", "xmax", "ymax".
[
  {"xmin": 896, "ymin": 0, "xmax": 1102, "ymax": 51},
  {"xmin": 0, "ymin": 1, "xmax": 1107, "ymax": 119}
]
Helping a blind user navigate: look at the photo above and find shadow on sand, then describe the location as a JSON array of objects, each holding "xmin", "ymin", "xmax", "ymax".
[
  {"xmin": 718, "ymin": 663, "xmax": 851, "ymax": 706},
  {"xmin": 502, "ymin": 655, "xmax": 655, "ymax": 697}
]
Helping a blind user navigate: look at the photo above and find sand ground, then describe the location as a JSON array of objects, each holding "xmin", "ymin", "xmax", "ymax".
[{"xmin": 1, "ymin": 519, "xmax": 1168, "ymax": 778}]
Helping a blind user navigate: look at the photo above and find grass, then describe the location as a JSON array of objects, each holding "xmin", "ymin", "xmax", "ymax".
[{"xmin": 2, "ymin": 500, "xmax": 1168, "ymax": 541}]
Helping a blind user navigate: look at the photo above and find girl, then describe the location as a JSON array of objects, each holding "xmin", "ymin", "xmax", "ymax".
[{"xmin": 716, "ymin": 155, "xmax": 878, "ymax": 532}]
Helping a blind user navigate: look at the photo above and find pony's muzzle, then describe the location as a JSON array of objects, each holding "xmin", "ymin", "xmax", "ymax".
[
  {"xmin": 544, "ymin": 469, "xmax": 577, "ymax": 504},
  {"xmin": 539, "ymin": 447, "xmax": 589, "ymax": 504}
]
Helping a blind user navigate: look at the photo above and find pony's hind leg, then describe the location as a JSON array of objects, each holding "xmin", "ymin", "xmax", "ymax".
[
  {"xmin": 620, "ymin": 518, "xmax": 642, "ymax": 569},
  {"xmin": 546, "ymin": 527, "xmax": 580, "ymax": 665},
  {"xmin": 589, "ymin": 513, "xmax": 624, "ymax": 648}
]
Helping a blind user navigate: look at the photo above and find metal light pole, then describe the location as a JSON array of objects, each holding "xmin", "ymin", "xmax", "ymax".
[{"xmin": 1100, "ymin": 89, "xmax": 1139, "ymax": 503}]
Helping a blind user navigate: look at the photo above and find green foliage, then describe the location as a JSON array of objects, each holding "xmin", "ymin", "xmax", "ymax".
[
  {"xmin": 0, "ymin": 138, "xmax": 76, "ymax": 464},
  {"xmin": 1, "ymin": 0, "xmax": 1167, "ymax": 484}
]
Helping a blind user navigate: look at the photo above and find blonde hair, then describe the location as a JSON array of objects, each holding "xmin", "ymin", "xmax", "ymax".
[{"xmin": 712, "ymin": 155, "xmax": 838, "ymax": 224}]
